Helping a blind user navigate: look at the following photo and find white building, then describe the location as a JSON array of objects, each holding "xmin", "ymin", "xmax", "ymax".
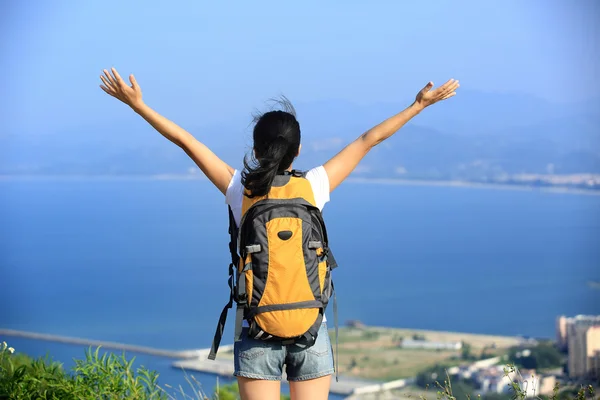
[
  {"xmin": 473, "ymin": 366, "xmax": 556, "ymax": 398},
  {"xmin": 399, "ymin": 339, "xmax": 462, "ymax": 351}
]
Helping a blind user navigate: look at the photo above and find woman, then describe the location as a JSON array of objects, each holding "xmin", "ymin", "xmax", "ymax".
[{"xmin": 99, "ymin": 68, "xmax": 459, "ymax": 400}]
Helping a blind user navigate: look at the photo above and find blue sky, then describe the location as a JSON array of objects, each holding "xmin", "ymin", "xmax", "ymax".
[{"xmin": 1, "ymin": 0, "xmax": 599, "ymax": 137}]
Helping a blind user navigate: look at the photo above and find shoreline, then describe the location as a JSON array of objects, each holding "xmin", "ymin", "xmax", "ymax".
[
  {"xmin": 1, "ymin": 173, "xmax": 599, "ymax": 196},
  {"xmin": 346, "ymin": 176, "xmax": 600, "ymax": 196},
  {"xmin": 0, "ymin": 325, "xmax": 536, "ymax": 390},
  {"xmin": 349, "ymin": 324, "xmax": 527, "ymax": 339}
]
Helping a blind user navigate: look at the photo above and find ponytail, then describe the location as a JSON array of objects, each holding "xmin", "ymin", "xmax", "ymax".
[
  {"xmin": 242, "ymin": 136, "xmax": 293, "ymax": 198},
  {"xmin": 242, "ymin": 103, "xmax": 301, "ymax": 198}
]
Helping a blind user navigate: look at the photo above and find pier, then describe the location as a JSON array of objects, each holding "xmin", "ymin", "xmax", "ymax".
[{"xmin": 0, "ymin": 328, "xmax": 201, "ymax": 359}]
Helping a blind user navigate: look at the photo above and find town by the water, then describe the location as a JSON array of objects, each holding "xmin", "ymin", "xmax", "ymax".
[{"xmin": 163, "ymin": 314, "xmax": 600, "ymax": 399}]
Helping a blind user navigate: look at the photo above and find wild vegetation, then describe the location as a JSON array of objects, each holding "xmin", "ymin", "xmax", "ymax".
[
  {"xmin": 0, "ymin": 341, "xmax": 290, "ymax": 400},
  {"xmin": 0, "ymin": 341, "xmax": 595, "ymax": 399}
]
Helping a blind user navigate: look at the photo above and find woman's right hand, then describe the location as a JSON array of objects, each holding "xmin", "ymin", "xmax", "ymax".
[
  {"xmin": 414, "ymin": 79, "xmax": 460, "ymax": 110},
  {"xmin": 98, "ymin": 66, "xmax": 235, "ymax": 194},
  {"xmin": 99, "ymin": 67, "xmax": 144, "ymax": 110}
]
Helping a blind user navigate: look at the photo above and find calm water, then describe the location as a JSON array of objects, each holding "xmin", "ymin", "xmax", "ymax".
[{"xmin": 1, "ymin": 179, "xmax": 599, "ymax": 396}]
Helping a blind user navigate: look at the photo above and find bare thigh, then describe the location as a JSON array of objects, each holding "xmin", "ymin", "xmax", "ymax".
[
  {"xmin": 237, "ymin": 376, "xmax": 281, "ymax": 400},
  {"xmin": 289, "ymin": 375, "xmax": 332, "ymax": 400}
]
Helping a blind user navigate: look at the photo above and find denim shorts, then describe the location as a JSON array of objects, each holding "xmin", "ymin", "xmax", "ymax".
[{"xmin": 233, "ymin": 322, "xmax": 334, "ymax": 381}]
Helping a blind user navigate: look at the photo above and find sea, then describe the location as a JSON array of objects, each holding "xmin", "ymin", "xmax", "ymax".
[{"xmin": 1, "ymin": 178, "xmax": 599, "ymax": 398}]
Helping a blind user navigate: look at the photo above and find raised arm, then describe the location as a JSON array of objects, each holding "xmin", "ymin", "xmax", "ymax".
[
  {"xmin": 99, "ymin": 68, "xmax": 234, "ymax": 195},
  {"xmin": 323, "ymin": 79, "xmax": 459, "ymax": 192}
]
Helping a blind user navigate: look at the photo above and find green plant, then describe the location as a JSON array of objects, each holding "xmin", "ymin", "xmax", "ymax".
[
  {"xmin": 507, "ymin": 343, "xmax": 564, "ymax": 370},
  {"xmin": 0, "ymin": 342, "xmax": 180, "ymax": 399},
  {"xmin": 0, "ymin": 342, "xmax": 207, "ymax": 400},
  {"xmin": 213, "ymin": 382, "xmax": 239, "ymax": 400},
  {"xmin": 69, "ymin": 347, "xmax": 166, "ymax": 399},
  {"xmin": 0, "ymin": 342, "xmax": 294, "ymax": 400},
  {"xmin": 0, "ymin": 341, "xmax": 74, "ymax": 400},
  {"xmin": 461, "ymin": 342, "xmax": 477, "ymax": 361}
]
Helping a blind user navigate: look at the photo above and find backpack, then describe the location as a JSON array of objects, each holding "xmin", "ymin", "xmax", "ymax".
[{"xmin": 208, "ymin": 170, "xmax": 339, "ymax": 376}]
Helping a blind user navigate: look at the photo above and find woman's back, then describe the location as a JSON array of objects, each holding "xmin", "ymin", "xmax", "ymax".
[
  {"xmin": 99, "ymin": 67, "xmax": 459, "ymax": 399},
  {"xmin": 226, "ymin": 166, "xmax": 331, "ymax": 228}
]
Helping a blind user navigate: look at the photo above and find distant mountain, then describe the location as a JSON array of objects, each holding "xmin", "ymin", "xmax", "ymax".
[
  {"xmin": 1, "ymin": 90, "xmax": 599, "ymax": 189},
  {"xmin": 294, "ymin": 90, "xmax": 600, "ymax": 137},
  {"xmin": 293, "ymin": 92, "xmax": 600, "ymax": 179}
]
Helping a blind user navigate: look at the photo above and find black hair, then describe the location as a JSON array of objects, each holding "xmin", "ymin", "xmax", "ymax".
[{"xmin": 241, "ymin": 97, "xmax": 301, "ymax": 198}]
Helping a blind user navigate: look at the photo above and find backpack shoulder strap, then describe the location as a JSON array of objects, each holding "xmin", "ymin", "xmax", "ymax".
[
  {"xmin": 208, "ymin": 205, "xmax": 240, "ymax": 360},
  {"xmin": 228, "ymin": 205, "xmax": 240, "ymax": 266}
]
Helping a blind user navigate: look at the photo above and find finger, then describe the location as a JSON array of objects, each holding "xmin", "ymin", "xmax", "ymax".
[
  {"xmin": 445, "ymin": 81, "xmax": 460, "ymax": 97},
  {"xmin": 103, "ymin": 69, "xmax": 117, "ymax": 87},
  {"xmin": 440, "ymin": 79, "xmax": 456, "ymax": 90},
  {"xmin": 103, "ymin": 69, "xmax": 115, "ymax": 86},
  {"xmin": 129, "ymin": 74, "xmax": 140, "ymax": 91},
  {"xmin": 111, "ymin": 67, "xmax": 124, "ymax": 84},
  {"xmin": 438, "ymin": 80, "xmax": 459, "ymax": 98},
  {"xmin": 100, "ymin": 75, "xmax": 114, "ymax": 90},
  {"xmin": 440, "ymin": 92, "xmax": 457, "ymax": 101},
  {"xmin": 100, "ymin": 84, "xmax": 113, "ymax": 95},
  {"xmin": 100, "ymin": 85, "xmax": 117, "ymax": 98},
  {"xmin": 428, "ymin": 81, "xmax": 448, "ymax": 98},
  {"xmin": 420, "ymin": 81, "xmax": 434, "ymax": 93},
  {"xmin": 434, "ymin": 79, "xmax": 456, "ymax": 95},
  {"xmin": 446, "ymin": 80, "xmax": 459, "ymax": 91}
]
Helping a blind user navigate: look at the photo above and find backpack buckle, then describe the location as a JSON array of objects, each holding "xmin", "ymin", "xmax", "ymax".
[
  {"xmin": 236, "ymin": 293, "xmax": 248, "ymax": 304},
  {"xmin": 245, "ymin": 244, "xmax": 262, "ymax": 254}
]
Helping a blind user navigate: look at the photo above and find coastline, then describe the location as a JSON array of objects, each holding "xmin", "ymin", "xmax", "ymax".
[
  {"xmin": 0, "ymin": 325, "xmax": 515, "ymax": 395},
  {"xmin": 1, "ymin": 173, "xmax": 599, "ymax": 196},
  {"xmin": 345, "ymin": 176, "xmax": 600, "ymax": 196}
]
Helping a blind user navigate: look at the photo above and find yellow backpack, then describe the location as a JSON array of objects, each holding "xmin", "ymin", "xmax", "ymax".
[{"xmin": 209, "ymin": 170, "xmax": 338, "ymax": 372}]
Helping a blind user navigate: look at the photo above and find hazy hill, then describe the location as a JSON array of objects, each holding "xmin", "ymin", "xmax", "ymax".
[{"xmin": 1, "ymin": 91, "xmax": 599, "ymax": 187}]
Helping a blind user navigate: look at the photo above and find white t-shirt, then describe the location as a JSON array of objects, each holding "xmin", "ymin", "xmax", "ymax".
[
  {"xmin": 224, "ymin": 166, "xmax": 331, "ymax": 325},
  {"xmin": 225, "ymin": 166, "xmax": 331, "ymax": 227}
]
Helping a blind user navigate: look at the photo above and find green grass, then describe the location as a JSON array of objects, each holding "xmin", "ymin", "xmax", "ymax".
[
  {"xmin": 0, "ymin": 341, "xmax": 287, "ymax": 400},
  {"xmin": 1, "ymin": 339, "xmax": 596, "ymax": 400}
]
